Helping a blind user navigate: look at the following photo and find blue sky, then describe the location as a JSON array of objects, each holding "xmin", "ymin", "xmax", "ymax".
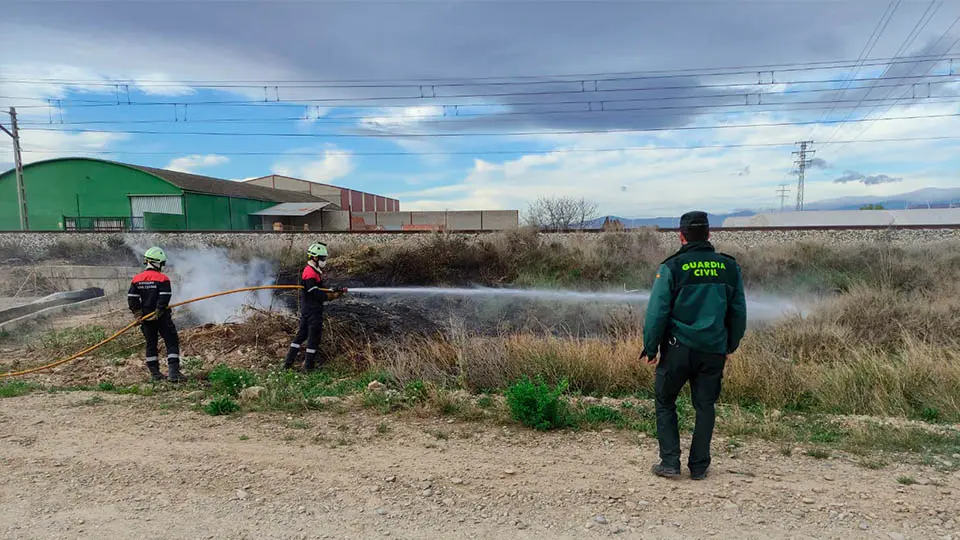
[{"xmin": 2, "ymin": 1, "xmax": 959, "ymax": 216}]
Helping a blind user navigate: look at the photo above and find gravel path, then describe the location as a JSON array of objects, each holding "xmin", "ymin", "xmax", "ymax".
[{"xmin": 1, "ymin": 391, "xmax": 957, "ymax": 540}]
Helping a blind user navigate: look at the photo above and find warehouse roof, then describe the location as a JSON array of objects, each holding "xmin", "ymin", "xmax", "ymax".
[
  {"xmin": 723, "ymin": 208, "xmax": 960, "ymax": 227},
  {"xmin": 250, "ymin": 202, "xmax": 335, "ymax": 216},
  {"xmin": 128, "ymin": 164, "xmax": 322, "ymax": 203}
]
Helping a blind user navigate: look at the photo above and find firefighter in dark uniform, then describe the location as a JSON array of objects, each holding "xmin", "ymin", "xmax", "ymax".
[
  {"xmin": 642, "ymin": 211, "xmax": 747, "ymax": 480},
  {"xmin": 283, "ymin": 242, "xmax": 347, "ymax": 372},
  {"xmin": 128, "ymin": 246, "xmax": 186, "ymax": 383}
]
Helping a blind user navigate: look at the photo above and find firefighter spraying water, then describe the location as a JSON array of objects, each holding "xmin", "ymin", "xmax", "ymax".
[{"xmin": 282, "ymin": 242, "xmax": 348, "ymax": 372}]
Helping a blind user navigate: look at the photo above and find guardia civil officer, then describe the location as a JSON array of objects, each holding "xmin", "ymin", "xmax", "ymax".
[{"xmin": 642, "ymin": 211, "xmax": 747, "ymax": 480}]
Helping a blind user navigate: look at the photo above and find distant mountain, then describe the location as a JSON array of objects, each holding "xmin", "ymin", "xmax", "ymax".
[
  {"xmin": 587, "ymin": 211, "xmax": 754, "ymax": 229},
  {"xmin": 589, "ymin": 187, "xmax": 960, "ymax": 228},
  {"xmin": 803, "ymin": 187, "xmax": 960, "ymax": 211}
]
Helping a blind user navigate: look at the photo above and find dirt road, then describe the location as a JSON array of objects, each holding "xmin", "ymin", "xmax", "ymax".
[{"xmin": 1, "ymin": 391, "xmax": 956, "ymax": 540}]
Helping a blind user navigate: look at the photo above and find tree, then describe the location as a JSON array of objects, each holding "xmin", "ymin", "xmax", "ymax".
[
  {"xmin": 859, "ymin": 204, "xmax": 885, "ymax": 210},
  {"xmin": 523, "ymin": 196, "xmax": 600, "ymax": 231}
]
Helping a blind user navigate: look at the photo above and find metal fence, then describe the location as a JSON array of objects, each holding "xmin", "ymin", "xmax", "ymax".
[{"xmin": 62, "ymin": 216, "xmax": 135, "ymax": 232}]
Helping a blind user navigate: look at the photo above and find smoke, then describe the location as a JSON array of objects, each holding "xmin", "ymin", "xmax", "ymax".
[
  {"xmin": 125, "ymin": 241, "xmax": 281, "ymax": 323},
  {"xmin": 833, "ymin": 170, "xmax": 902, "ymax": 185}
]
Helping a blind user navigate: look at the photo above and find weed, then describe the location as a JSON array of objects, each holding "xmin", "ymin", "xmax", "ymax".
[
  {"xmin": 207, "ymin": 364, "xmax": 257, "ymax": 397},
  {"xmin": 477, "ymin": 394, "xmax": 494, "ymax": 409},
  {"xmin": 581, "ymin": 405, "xmax": 628, "ymax": 429},
  {"xmin": 204, "ymin": 396, "xmax": 240, "ymax": 416},
  {"xmin": 404, "ymin": 380, "xmax": 428, "ymax": 403},
  {"xmin": 97, "ymin": 382, "xmax": 116, "ymax": 392},
  {"xmin": 376, "ymin": 422, "xmax": 390, "ymax": 434},
  {"xmin": 779, "ymin": 445, "xmax": 793, "ymax": 457},
  {"xmin": 0, "ymin": 381, "xmax": 36, "ymax": 398},
  {"xmin": 429, "ymin": 429, "xmax": 449, "ymax": 440},
  {"xmin": 239, "ymin": 435, "xmax": 249, "ymax": 441},
  {"xmin": 857, "ymin": 457, "xmax": 888, "ymax": 470},
  {"xmin": 82, "ymin": 395, "xmax": 106, "ymax": 406},
  {"xmin": 805, "ymin": 448, "xmax": 831, "ymax": 460},
  {"xmin": 897, "ymin": 476, "xmax": 917, "ymax": 486},
  {"xmin": 181, "ymin": 357, "xmax": 205, "ymax": 375},
  {"xmin": 919, "ymin": 407, "xmax": 942, "ymax": 423},
  {"xmin": 505, "ymin": 376, "xmax": 572, "ymax": 431},
  {"xmin": 288, "ymin": 419, "xmax": 309, "ymax": 430}
]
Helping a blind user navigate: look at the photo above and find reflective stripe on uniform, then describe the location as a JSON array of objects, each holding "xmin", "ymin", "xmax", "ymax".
[
  {"xmin": 127, "ymin": 294, "xmax": 140, "ymax": 297},
  {"xmin": 145, "ymin": 356, "xmax": 158, "ymax": 362},
  {"xmin": 289, "ymin": 343, "xmax": 301, "ymax": 348},
  {"xmin": 167, "ymin": 354, "xmax": 179, "ymax": 359},
  {"xmin": 159, "ymin": 292, "xmax": 172, "ymax": 296},
  {"xmin": 305, "ymin": 349, "xmax": 317, "ymax": 354},
  {"xmin": 307, "ymin": 286, "xmax": 320, "ymax": 292}
]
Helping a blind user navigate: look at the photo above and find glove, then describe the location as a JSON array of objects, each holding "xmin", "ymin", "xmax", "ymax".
[
  {"xmin": 328, "ymin": 288, "xmax": 347, "ymax": 300},
  {"xmin": 142, "ymin": 311, "xmax": 159, "ymax": 322}
]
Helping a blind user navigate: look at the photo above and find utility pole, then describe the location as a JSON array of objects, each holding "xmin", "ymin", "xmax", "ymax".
[
  {"xmin": 776, "ymin": 184, "xmax": 790, "ymax": 211},
  {"xmin": 0, "ymin": 107, "xmax": 28, "ymax": 230},
  {"xmin": 792, "ymin": 140, "xmax": 814, "ymax": 211}
]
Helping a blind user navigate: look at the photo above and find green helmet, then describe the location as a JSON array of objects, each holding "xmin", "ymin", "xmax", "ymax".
[
  {"xmin": 307, "ymin": 243, "xmax": 328, "ymax": 258},
  {"xmin": 144, "ymin": 246, "xmax": 167, "ymax": 268}
]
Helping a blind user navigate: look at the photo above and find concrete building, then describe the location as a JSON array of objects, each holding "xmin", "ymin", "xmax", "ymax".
[{"xmin": 722, "ymin": 208, "xmax": 960, "ymax": 228}]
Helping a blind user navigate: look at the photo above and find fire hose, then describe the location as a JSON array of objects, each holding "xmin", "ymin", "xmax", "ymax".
[{"xmin": 0, "ymin": 285, "xmax": 344, "ymax": 379}]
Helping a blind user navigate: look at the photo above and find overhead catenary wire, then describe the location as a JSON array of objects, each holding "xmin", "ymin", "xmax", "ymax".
[
  {"xmin": 2, "ymin": 52, "xmax": 958, "ymax": 88},
  {"xmin": 0, "ymin": 285, "xmax": 307, "ymax": 379},
  {"xmin": 20, "ymin": 111, "xmax": 960, "ymax": 139},
  {"xmin": 4, "ymin": 70, "xmax": 960, "ymax": 110},
  {"xmin": 21, "ymin": 134, "xmax": 960, "ymax": 158}
]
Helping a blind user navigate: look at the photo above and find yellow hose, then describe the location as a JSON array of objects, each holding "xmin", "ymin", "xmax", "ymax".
[{"xmin": 0, "ymin": 284, "xmax": 324, "ymax": 379}]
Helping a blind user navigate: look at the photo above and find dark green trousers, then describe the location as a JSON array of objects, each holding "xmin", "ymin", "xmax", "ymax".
[{"xmin": 654, "ymin": 338, "xmax": 726, "ymax": 473}]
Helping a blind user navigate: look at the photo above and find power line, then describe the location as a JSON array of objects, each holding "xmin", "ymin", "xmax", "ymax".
[
  {"xmin": 823, "ymin": 11, "xmax": 960, "ymax": 155},
  {"xmin": 808, "ymin": 0, "xmax": 901, "ymax": 141},
  {"xmin": 819, "ymin": 0, "xmax": 942, "ymax": 145},
  {"xmin": 19, "ymin": 111, "xmax": 960, "ymax": 139},
  {"xmin": 4, "ymin": 72, "xmax": 959, "ymax": 110},
  {"xmin": 3, "ymin": 53, "xmax": 957, "ymax": 88},
  {"xmin": 19, "ymin": 134, "xmax": 960, "ymax": 158}
]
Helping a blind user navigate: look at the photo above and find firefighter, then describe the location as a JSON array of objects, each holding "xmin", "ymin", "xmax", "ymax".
[
  {"xmin": 642, "ymin": 211, "xmax": 747, "ymax": 480},
  {"xmin": 282, "ymin": 242, "xmax": 347, "ymax": 372},
  {"xmin": 128, "ymin": 246, "xmax": 186, "ymax": 383}
]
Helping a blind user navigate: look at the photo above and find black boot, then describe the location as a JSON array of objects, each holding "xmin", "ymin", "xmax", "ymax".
[
  {"xmin": 167, "ymin": 358, "xmax": 187, "ymax": 383},
  {"xmin": 283, "ymin": 346, "xmax": 300, "ymax": 370},
  {"xmin": 303, "ymin": 350, "xmax": 318, "ymax": 372},
  {"xmin": 146, "ymin": 360, "xmax": 165, "ymax": 382}
]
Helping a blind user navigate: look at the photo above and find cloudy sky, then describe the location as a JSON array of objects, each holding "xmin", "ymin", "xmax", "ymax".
[{"xmin": 2, "ymin": 0, "xmax": 959, "ymax": 217}]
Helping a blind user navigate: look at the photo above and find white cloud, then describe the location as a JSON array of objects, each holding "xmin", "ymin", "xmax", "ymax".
[
  {"xmin": 1, "ymin": 128, "xmax": 130, "ymax": 164},
  {"xmin": 396, "ymin": 101, "xmax": 960, "ymax": 216},
  {"xmin": 272, "ymin": 146, "xmax": 354, "ymax": 183},
  {"xmin": 165, "ymin": 154, "xmax": 229, "ymax": 173}
]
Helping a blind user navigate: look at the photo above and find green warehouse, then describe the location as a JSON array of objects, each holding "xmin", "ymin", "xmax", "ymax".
[{"xmin": 0, "ymin": 158, "xmax": 332, "ymax": 231}]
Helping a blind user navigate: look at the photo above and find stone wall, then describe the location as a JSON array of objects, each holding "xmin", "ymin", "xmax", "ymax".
[{"xmin": 1, "ymin": 227, "xmax": 958, "ymax": 261}]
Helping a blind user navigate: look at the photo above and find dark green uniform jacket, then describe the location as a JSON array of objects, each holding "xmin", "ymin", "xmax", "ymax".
[{"xmin": 642, "ymin": 241, "xmax": 747, "ymax": 356}]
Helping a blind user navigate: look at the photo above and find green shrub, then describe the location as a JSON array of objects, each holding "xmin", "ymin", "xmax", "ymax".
[
  {"xmin": 207, "ymin": 364, "xmax": 257, "ymax": 397},
  {"xmin": 204, "ymin": 395, "xmax": 240, "ymax": 416},
  {"xmin": 0, "ymin": 381, "xmax": 36, "ymax": 398},
  {"xmin": 581, "ymin": 404, "xmax": 627, "ymax": 428},
  {"xmin": 404, "ymin": 380, "xmax": 428, "ymax": 403},
  {"xmin": 505, "ymin": 376, "xmax": 572, "ymax": 431}
]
